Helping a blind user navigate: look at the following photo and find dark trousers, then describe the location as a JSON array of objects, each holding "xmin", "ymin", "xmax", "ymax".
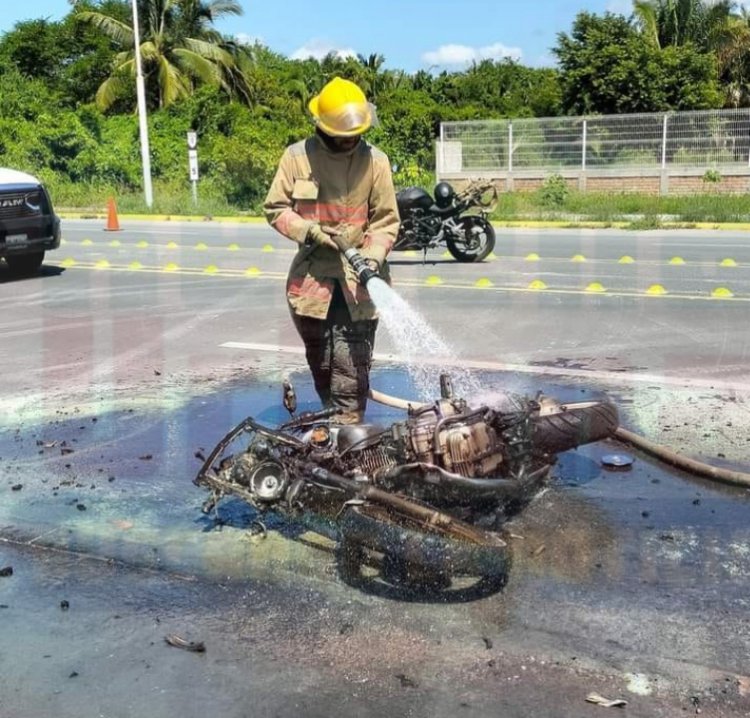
[{"xmin": 291, "ymin": 282, "xmax": 377, "ymax": 424}]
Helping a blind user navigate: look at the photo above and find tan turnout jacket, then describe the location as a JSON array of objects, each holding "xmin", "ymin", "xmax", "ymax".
[{"xmin": 264, "ymin": 134, "xmax": 400, "ymax": 320}]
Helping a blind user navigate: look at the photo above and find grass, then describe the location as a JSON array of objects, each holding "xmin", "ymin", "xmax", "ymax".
[
  {"xmin": 492, "ymin": 189, "xmax": 750, "ymax": 224},
  {"xmin": 52, "ymin": 180, "xmax": 750, "ymax": 226}
]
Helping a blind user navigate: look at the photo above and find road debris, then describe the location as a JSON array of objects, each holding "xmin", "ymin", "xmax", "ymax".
[
  {"xmin": 395, "ymin": 673, "xmax": 418, "ymax": 688},
  {"xmin": 586, "ymin": 693, "xmax": 627, "ymax": 708},
  {"xmin": 0, "ymin": 566, "xmax": 13, "ymax": 577},
  {"xmin": 60, "ymin": 600, "xmax": 70, "ymax": 611},
  {"xmin": 11, "ymin": 484, "xmax": 22, "ymax": 491},
  {"xmin": 164, "ymin": 634, "xmax": 206, "ymax": 653}
]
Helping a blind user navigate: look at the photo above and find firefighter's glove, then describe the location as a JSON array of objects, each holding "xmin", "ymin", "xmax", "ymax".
[
  {"xmin": 360, "ymin": 241, "xmax": 388, "ymax": 267},
  {"xmin": 306, "ymin": 224, "xmax": 339, "ymax": 251}
]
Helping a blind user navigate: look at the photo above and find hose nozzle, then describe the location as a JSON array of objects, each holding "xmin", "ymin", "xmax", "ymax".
[
  {"xmin": 343, "ymin": 247, "xmax": 379, "ymax": 286},
  {"xmin": 328, "ymin": 231, "xmax": 379, "ymax": 286}
]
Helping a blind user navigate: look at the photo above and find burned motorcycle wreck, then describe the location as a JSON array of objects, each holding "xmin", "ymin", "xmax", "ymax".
[{"xmin": 194, "ymin": 376, "xmax": 619, "ymax": 590}]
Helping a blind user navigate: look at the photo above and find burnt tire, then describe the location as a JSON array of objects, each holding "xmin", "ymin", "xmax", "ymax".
[
  {"xmin": 446, "ymin": 217, "xmax": 495, "ymax": 262},
  {"xmin": 533, "ymin": 400, "xmax": 619, "ymax": 455},
  {"xmin": 6, "ymin": 251, "xmax": 44, "ymax": 277}
]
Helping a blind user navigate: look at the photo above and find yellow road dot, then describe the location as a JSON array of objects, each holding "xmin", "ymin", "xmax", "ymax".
[
  {"xmin": 108, "ymin": 239, "xmax": 121, "ymax": 247},
  {"xmin": 166, "ymin": 241, "xmax": 179, "ymax": 249},
  {"xmin": 404, "ymin": 250, "xmax": 417, "ymax": 257},
  {"xmin": 618, "ymin": 255, "xmax": 634, "ymax": 264},
  {"xmin": 646, "ymin": 284, "xmax": 667, "ymax": 295},
  {"xmin": 164, "ymin": 263, "xmax": 179, "ymax": 272},
  {"xmin": 136, "ymin": 240, "xmax": 148, "ymax": 248},
  {"xmin": 95, "ymin": 259, "xmax": 110, "ymax": 269},
  {"xmin": 195, "ymin": 242, "xmax": 208, "ymax": 250},
  {"xmin": 228, "ymin": 243, "xmax": 240, "ymax": 251},
  {"xmin": 262, "ymin": 244, "xmax": 274, "ymax": 253},
  {"xmin": 475, "ymin": 278, "xmax": 494, "ymax": 288},
  {"xmin": 720, "ymin": 258, "xmax": 737, "ymax": 267},
  {"xmin": 60, "ymin": 258, "xmax": 77, "ymax": 267},
  {"xmin": 425, "ymin": 275, "xmax": 443, "ymax": 286},
  {"xmin": 571, "ymin": 254, "xmax": 586, "ymax": 262},
  {"xmin": 128, "ymin": 261, "xmax": 142, "ymax": 270},
  {"xmin": 487, "ymin": 252, "xmax": 497, "ymax": 260},
  {"xmin": 81, "ymin": 239, "xmax": 93, "ymax": 246},
  {"xmin": 669, "ymin": 256, "xmax": 685, "ymax": 265},
  {"xmin": 585, "ymin": 282, "xmax": 606, "ymax": 293},
  {"xmin": 525, "ymin": 253, "xmax": 540, "ymax": 261},
  {"xmin": 203, "ymin": 265, "xmax": 218, "ymax": 274},
  {"xmin": 711, "ymin": 287, "xmax": 734, "ymax": 298},
  {"xmin": 60, "ymin": 238, "xmax": 67, "ymax": 245},
  {"xmin": 245, "ymin": 267, "xmax": 262, "ymax": 276},
  {"xmin": 528, "ymin": 280, "xmax": 547, "ymax": 290},
  {"xmin": 442, "ymin": 250, "xmax": 452, "ymax": 259}
]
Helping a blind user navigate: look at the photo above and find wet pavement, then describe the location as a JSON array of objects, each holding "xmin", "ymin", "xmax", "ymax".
[
  {"xmin": 2, "ymin": 221, "xmax": 750, "ymax": 716},
  {"xmin": 2, "ymin": 366, "xmax": 750, "ymax": 717}
]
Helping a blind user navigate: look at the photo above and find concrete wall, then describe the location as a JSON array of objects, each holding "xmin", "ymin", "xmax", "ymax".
[{"xmin": 441, "ymin": 168, "xmax": 750, "ymax": 195}]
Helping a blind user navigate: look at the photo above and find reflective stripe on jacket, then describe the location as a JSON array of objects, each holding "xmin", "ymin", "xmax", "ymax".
[{"xmin": 263, "ymin": 134, "xmax": 400, "ymax": 320}]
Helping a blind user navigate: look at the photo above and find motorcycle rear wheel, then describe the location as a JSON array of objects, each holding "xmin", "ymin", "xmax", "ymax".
[{"xmin": 446, "ymin": 216, "xmax": 495, "ymax": 262}]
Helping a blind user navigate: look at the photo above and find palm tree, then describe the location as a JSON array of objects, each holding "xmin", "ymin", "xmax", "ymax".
[
  {"xmin": 632, "ymin": 0, "xmax": 734, "ymax": 50},
  {"xmin": 76, "ymin": 0, "xmax": 246, "ymax": 109},
  {"xmin": 633, "ymin": 0, "xmax": 750, "ymax": 106}
]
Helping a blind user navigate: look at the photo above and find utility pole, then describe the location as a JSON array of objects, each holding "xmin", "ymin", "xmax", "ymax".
[{"xmin": 132, "ymin": 0, "xmax": 153, "ymax": 208}]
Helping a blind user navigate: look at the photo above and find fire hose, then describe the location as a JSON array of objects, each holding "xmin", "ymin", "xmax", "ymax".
[{"xmin": 367, "ymin": 389, "xmax": 750, "ymax": 489}]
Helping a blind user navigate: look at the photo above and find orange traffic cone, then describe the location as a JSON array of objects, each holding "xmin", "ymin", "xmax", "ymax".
[{"xmin": 104, "ymin": 196, "xmax": 121, "ymax": 232}]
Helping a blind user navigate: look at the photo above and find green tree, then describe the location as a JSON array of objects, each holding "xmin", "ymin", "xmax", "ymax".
[
  {"xmin": 76, "ymin": 0, "xmax": 248, "ymax": 109},
  {"xmin": 554, "ymin": 11, "xmax": 721, "ymax": 114}
]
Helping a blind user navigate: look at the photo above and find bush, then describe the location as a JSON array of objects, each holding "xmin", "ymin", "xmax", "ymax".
[{"xmin": 538, "ymin": 173, "xmax": 569, "ymax": 208}]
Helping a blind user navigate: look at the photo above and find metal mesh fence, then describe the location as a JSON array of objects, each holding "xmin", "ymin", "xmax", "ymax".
[{"xmin": 438, "ymin": 109, "xmax": 750, "ymax": 175}]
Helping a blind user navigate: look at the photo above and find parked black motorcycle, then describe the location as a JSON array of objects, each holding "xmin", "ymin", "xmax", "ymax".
[{"xmin": 394, "ymin": 179, "xmax": 497, "ymax": 262}]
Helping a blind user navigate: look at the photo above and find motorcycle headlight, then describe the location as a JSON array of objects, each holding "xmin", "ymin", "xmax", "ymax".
[{"xmin": 249, "ymin": 461, "xmax": 288, "ymax": 502}]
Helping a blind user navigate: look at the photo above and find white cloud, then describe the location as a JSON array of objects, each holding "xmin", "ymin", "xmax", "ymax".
[
  {"xmin": 235, "ymin": 33, "xmax": 263, "ymax": 46},
  {"xmin": 421, "ymin": 42, "xmax": 522, "ymax": 67},
  {"xmin": 291, "ymin": 39, "xmax": 357, "ymax": 61}
]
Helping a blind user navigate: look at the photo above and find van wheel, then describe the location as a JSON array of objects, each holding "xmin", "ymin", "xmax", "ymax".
[{"xmin": 6, "ymin": 251, "xmax": 45, "ymax": 277}]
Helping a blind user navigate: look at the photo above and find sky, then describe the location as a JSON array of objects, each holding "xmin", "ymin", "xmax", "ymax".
[{"xmin": 0, "ymin": 0, "xmax": 645, "ymax": 71}]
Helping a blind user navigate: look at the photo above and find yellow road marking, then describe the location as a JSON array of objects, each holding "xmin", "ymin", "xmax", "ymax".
[
  {"xmin": 81, "ymin": 239, "xmax": 93, "ymax": 246},
  {"xmin": 228, "ymin": 243, "xmax": 240, "ymax": 251},
  {"xmin": 585, "ymin": 282, "xmax": 606, "ymax": 293},
  {"xmin": 720, "ymin": 258, "xmax": 738, "ymax": 267},
  {"xmin": 204, "ymin": 265, "xmax": 218, "ymax": 274},
  {"xmin": 618, "ymin": 255, "xmax": 634, "ymax": 264},
  {"xmin": 571, "ymin": 254, "xmax": 586, "ymax": 262},
  {"xmin": 425, "ymin": 275, "xmax": 443, "ymax": 286},
  {"xmin": 475, "ymin": 278, "xmax": 494, "ymax": 288},
  {"xmin": 109, "ymin": 240, "xmax": 121, "ymax": 247},
  {"xmin": 166, "ymin": 241, "xmax": 179, "ymax": 249},
  {"xmin": 525, "ymin": 252, "xmax": 540, "ymax": 261},
  {"xmin": 95, "ymin": 259, "xmax": 110, "ymax": 269},
  {"xmin": 262, "ymin": 244, "xmax": 274, "ymax": 253},
  {"xmin": 669, "ymin": 257, "xmax": 685, "ymax": 265},
  {"xmin": 646, "ymin": 284, "xmax": 667, "ymax": 295},
  {"xmin": 712, "ymin": 287, "xmax": 734, "ymax": 298},
  {"xmin": 46, "ymin": 261, "xmax": 747, "ymax": 301},
  {"xmin": 136, "ymin": 240, "xmax": 148, "ymax": 248},
  {"xmin": 195, "ymin": 242, "xmax": 207, "ymax": 250}
]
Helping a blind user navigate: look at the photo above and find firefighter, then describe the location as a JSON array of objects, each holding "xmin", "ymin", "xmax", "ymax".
[{"xmin": 264, "ymin": 77, "xmax": 400, "ymax": 424}]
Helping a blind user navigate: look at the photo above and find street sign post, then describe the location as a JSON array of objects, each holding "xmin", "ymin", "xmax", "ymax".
[{"xmin": 187, "ymin": 131, "xmax": 199, "ymax": 206}]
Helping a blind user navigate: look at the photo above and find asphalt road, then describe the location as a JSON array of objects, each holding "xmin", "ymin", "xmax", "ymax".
[{"xmin": 1, "ymin": 218, "xmax": 749, "ymax": 717}]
